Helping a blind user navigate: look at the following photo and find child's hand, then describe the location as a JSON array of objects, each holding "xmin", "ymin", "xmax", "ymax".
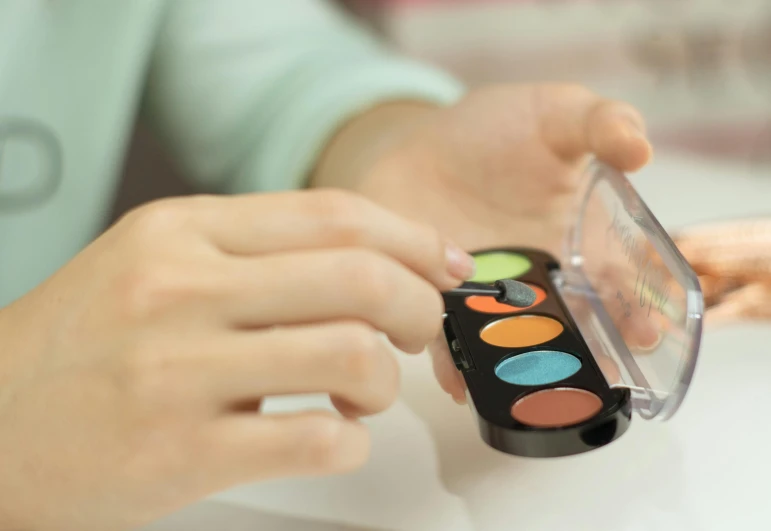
[
  {"xmin": 0, "ymin": 190, "xmax": 473, "ymax": 531},
  {"xmin": 352, "ymin": 84, "xmax": 652, "ymax": 254},
  {"xmin": 315, "ymin": 83, "xmax": 654, "ymax": 403}
]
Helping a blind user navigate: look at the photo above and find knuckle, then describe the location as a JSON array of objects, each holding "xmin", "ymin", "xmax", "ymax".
[
  {"xmin": 340, "ymin": 324, "xmax": 400, "ymax": 413},
  {"xmin": 117, "ymin": 263, "xmax": 201, "ymax": 322},
  {"xmin": 118, "ymin": 264, "xmax": 172, "ymax": 321},
  {"xmin": 342, "ymin": 250, "xmax": 395, "ymax": 310},
  {"xmin": 116, "ymin": 253, "xmax": 217, "ymax": 323},
  {"xmin": 342, "ymin": 322, "xmax": 382, "ymax": 354},
  {"xmin": 338, "ymin": 324, "xmax": 381, "ymax": 383},
  {"xmin": 123, "ymin": 198, "xmax": 190, "ymax": 241},
  {"xmin": 300, "ymin": 416, "xmax": 351, "ymax": 469},
  {"xmin": 309, "ymin": 189, "xmax": 370, "ymax": 244}
]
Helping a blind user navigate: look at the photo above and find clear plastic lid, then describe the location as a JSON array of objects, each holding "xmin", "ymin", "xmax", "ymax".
[{"xmin": 552, "ymin": 159, "xmax": 704, "ymax": 421}]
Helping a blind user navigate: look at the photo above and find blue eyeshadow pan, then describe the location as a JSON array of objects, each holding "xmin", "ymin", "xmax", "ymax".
[{"xmin": 494, "ymin": 350, "xmax": 581, "ymax": 386}]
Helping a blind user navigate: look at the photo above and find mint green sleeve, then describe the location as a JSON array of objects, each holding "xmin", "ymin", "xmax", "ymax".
[{"xmin": 141, "ymin": 0, "xmax": 465, "ymax": 194}]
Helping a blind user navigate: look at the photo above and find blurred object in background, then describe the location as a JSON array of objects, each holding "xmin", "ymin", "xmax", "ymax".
[
  {"xmin": 341, "ymin": 0, "xmax": 771, "ymax": 171},
  {"xmin": 674, "ymin": 217, "xmax": 771, "ymax": 326}
]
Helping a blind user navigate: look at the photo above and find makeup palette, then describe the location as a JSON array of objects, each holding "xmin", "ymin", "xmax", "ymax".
[{"xmin": 442, "ymin": 160, "xmax": 704, "ymax": 458}]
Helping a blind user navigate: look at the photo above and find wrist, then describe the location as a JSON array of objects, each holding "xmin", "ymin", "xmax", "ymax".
[{"xmin": 309, "ymin": 100, "xmax": 440, "ymax": 190}]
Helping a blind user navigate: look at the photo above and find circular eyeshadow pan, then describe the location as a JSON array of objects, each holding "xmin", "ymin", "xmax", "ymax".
[
  {"xmin": 494, "ymin": 350, "xmax": 581, "ymax": 386},
  {"xmin": 470, "ymin": 252, "xmax": 532, "ymax": 283},
  {"xmin": 479, "ymin": 315, "xmax": 564, "ymax": 348},
  {"xmin": 510, "ymin": 387, "xmax": 603, "ymax": 428},
  {"xmin": 465, "ymin": 283, "xmax": 547, "ymax": 314}
]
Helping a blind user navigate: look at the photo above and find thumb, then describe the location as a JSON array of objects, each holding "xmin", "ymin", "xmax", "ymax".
[{"xmin": 536, "ymin": 84, "xmax": 652, "ymax": 172}]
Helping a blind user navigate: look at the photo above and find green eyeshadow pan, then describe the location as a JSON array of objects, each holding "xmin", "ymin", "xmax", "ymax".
[{"xmin": 471, "ymin": 252, "xmax": 532, "ymax": 283}]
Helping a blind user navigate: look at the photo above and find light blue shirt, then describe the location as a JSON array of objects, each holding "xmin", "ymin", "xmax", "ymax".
[{"xmin": 0, "ymin": 0, "xmax": 464, "ymax": 306}]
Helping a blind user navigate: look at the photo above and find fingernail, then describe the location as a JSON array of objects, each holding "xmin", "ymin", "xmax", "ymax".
[
  {"xmin": 453, "ymin": 396, "xmax": 466, "ymax": 405},
  {"xmin": 445, "ymin": 242, "xmax": 476, "ymax": 280}
]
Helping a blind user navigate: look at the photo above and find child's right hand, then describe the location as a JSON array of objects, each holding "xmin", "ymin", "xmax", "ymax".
[{"xmin": 0, "ymin": 190, "xmax": 474, "ymax": 531}]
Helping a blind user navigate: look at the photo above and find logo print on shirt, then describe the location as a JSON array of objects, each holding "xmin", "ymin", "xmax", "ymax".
[{"xmin": 0, "ymin": 117, "xmax": 62, "ymax": 212}]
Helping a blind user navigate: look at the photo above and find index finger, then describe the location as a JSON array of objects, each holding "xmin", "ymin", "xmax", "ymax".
[{"xmin": 187, "ymin": 189, "xmax": 475, "ymax": 291}]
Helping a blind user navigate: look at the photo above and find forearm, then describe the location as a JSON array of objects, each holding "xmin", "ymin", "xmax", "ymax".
[{"xmin": 310, "ymin": 101, "xmax": 439, "ymax": 190}]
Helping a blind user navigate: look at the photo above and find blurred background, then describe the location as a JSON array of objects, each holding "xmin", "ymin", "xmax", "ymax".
[{"xmin": 115, "ymin": 0, "xmax": 771, "ymax": 218}]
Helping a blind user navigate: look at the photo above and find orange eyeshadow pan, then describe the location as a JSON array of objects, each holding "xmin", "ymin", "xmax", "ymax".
[{"xmin": 465, "ymin": 283, "xmax": 546, "ymax": 314}]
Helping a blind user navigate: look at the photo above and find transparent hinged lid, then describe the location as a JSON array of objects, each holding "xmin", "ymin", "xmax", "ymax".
[{"xmin": 551, "ymin": 159, "xmax": 703, "ymax": 420}]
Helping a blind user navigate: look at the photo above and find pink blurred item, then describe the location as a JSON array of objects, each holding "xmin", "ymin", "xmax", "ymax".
[{"xmin": 674, "ymin": 217, "xmax": 771, "ymax": 327}]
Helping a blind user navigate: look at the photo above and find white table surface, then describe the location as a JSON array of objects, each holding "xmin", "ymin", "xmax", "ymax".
[{"xmin": 143, "ymin": 152, "xmax": 771, "ymax": 531}]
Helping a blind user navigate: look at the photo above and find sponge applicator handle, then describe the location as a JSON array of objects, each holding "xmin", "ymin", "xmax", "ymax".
[{"xmin": 445, "ymin": 279, "xmax": 536, "ymax": 308}]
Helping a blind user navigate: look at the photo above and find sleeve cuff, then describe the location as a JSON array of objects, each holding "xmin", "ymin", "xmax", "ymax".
[{"xmin": 231, "ymin": 57, "xmax": 466, "ymax": 194}]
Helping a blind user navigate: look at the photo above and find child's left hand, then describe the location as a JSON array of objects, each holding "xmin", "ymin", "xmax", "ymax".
[{"xmin": 314, "ymin": 83, "xmax": 654, "ymax": 403}]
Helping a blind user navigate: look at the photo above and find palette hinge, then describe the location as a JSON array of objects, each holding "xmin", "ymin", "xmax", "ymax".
[{"xmin": 443, "ymin": 312, "xmax": 476, "ymax": 373}]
